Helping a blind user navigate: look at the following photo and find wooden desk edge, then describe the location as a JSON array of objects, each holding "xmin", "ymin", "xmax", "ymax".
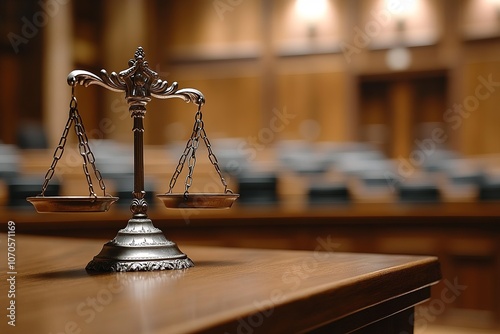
[{"xmin": 194, "ymin": 256, "xmax": 441, "ymax": 334}]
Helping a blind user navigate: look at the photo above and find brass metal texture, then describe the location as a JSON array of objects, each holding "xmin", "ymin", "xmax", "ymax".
[
  {"xmin": 27, "ymin": 196, "xmax": 118, "ymax": 213},
  {"xmin": 157, "ymin": 193, "xmax": 239, "ymax": 209}
]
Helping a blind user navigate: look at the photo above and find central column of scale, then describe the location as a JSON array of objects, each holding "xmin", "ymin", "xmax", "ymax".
[
  {"xmin": 84, "ymin": 100, "xmax": 194, "ymax": 271},
  {"xmin": 130, "ymin": 104, "xmax": 147, "ymax": 216}
]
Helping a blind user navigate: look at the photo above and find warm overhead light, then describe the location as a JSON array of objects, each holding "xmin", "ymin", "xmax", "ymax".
[
  {"xmin": 487, "ymin": 0, "xmax": 500, "ymax": 19},
  {"xmin": 386, "ymin": 0, "xmax": 417, "ymax": 19},
  {"xmin": 295, "ymin": 0, "xmax": 328, "ymax": 22},
  {"xmin": 488, "ymin": 0, "xmax": 500, "ymax": 6}
]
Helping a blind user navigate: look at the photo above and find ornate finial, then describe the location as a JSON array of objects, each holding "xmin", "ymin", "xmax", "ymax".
[
  {"xmin": 135, "ymin": 47, "xmax": 145, "ymax": 60},
  {"xmin": 119, "ymin": 47, "xmax": 159, "ymax": 106}
]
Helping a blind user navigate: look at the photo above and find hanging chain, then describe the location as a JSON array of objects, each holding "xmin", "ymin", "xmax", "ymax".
[
  {"xmin": 39, "ymin": 89, "xmax": 107, "ymax": 197},
  {"xmin": 200, "ymin": 122, "xmax": 232, "ymax": 194},
  {"xmin": 184, "ymin": 110, "xmax": 202, "ymax": 196},
  {"xmin": 40, "ymin": 98, "xmax": 75, "ymax": 196},
  {"xmin": 73, "ymin": 101, "xmax": 107, "ymax": 198},
  {"xmin": 167, "ymin": 102, "xmax": 233, "ymax": 196}
]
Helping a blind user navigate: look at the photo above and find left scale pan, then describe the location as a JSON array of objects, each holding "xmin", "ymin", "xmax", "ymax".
[{"xmin": 27, "ymin": 196, "xmax": 118, "ymax": 213}]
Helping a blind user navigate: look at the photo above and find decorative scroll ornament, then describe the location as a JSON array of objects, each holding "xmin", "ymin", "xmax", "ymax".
[
  {"xmin": 67, "ymin": 47, "xmax": 205, "ymax": 106},
  {"xmin": 130, "ymin": 198, "xmax": 148, "ymax": 215}
]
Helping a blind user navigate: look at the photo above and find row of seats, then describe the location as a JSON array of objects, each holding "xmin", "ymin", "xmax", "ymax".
[
  {"xmin": 2, "ymin": 140, "xmax": 500, "ymax": 207},
  {"xmin": 213, "ymin": 139, "xmax": 500, "ymax": 204}
]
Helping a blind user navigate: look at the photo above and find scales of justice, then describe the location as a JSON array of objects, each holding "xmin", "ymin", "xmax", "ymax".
[{"xmin": 27, "ymin": 46, "xmax": 239, "ymax": 272}]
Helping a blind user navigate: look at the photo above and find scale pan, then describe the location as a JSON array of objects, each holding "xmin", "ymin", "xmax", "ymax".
[
  {"xmin": 27, "ymin": 196, "xmax": 119, "ymax": 213},
  {"xmin": 157, "ymin": 193, "xmax": 239, "ymax": 209}
]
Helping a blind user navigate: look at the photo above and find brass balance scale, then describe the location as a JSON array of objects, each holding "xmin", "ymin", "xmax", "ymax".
[{"xmin": 27, "ymin": 47, "xmax": 239, "ymax": 272}]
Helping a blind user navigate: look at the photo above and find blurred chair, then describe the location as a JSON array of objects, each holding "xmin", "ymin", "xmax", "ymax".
[
  {"xmin": 420, "ymin": 149, "xmax": 460, "ymax": 173},
  {"xmin": 478, "ymin": 175, "xmax": 500, "ymax": 201},
  {"xmin": 16, "ymin": 121, "xmax": 48, "ymax": 149},
  {"xmin": 0, "ymin": 144, "xmax": 20, "ymax": 179},
  {"xmin": 276, "ymin": 140, "xmax": 330, "ymax": 174},
  {"xmin": 323, "ymin": 142, "xmax": 388, "ymax": 177},
  {"xmin": 89, "ymin": 140, "xmax": 143, "ymax": 207},
  {"xmin": 398, "ymin": 179, "xmax": 441, "ymax": 203},
  {"xmin": 236, "ymin": 172, "xmax": 278, "ymax": 205},
  {"xmin": 8, "ymin": 176, "xmax": 60, "ymax": 208},
  {"xmin": 108, "ymin": 173, "xmax": 156, "ymax": 208},
  {"xmin": 307, "ymin": 181, "xmax": 350, "ymax": 205},
  {"xmin": 359, "ymin": 170, "xmax": 401, "ymax": 188},
  {"xmin": 211, "ymin": 138, "xmax": 252, "ymax": 176},
  {"xmin": 434, "ymin": 158, "xmax": 483, "ymax": 186}
]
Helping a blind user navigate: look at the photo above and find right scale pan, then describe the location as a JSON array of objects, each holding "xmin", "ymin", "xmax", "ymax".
[{"xmin": 157, "ymin": 193, "xmax": 239, "ymax": 209}]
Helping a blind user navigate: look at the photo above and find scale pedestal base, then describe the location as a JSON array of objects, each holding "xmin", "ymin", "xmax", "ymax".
[{"xmin": 86, "ymin": 215, "xmax": 193, "ymax": 272}]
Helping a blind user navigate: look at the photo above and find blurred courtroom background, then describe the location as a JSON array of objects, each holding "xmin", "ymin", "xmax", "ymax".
[
  {"xmin": 1, "ymin": 1, "xmax": 500, "ymax": 186},
  {"xmin": 1, "ymin": 1, "xmax": 500, "ymax": 332}
]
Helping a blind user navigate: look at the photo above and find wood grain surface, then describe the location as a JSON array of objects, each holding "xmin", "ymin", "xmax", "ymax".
[{"xmin": 0, "ymin": 234, "xmax": 440, "ymax": 333}]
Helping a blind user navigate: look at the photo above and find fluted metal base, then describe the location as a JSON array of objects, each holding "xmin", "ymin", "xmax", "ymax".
[{"xmin": 86, "ymin": 216, "xmax": 194, "ymax": 272}]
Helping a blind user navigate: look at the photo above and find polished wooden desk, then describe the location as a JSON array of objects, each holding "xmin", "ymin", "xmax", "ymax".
[{"xmin": 0, "ymin": 234, "xmax": 440, "ymax": 333}]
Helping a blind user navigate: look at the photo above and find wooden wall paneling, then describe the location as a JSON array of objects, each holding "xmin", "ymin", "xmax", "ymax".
[
  {"xmin": 476, "ymin": 61, "xmax": 500, "ymax": 155},
  {"xmin": 71, "ymin": 0, "xmax": 105, "ymax": 143},
  {"xmin": 155, "ymin": 0, "xmax": 264, "ymax": 144},
  {"xmin": 163, "ymin": 0, "xmax": 261, "ymax": 58},
  {"xmin": 413, "ymin": 75, "xmax": 449, "ymax": 151},
  {"xmin": 316, "ymin": 71, "xmax": 349, "ymax": 142},
  {"xmin": 461, "ymin": 60, "xmax": 500, "ymax": 155},
  {"xmin": 0, "ymin": 55, "xmax": 19, "ymax": 144},
  {"xmin": 358, "ymin": 71, "xmax": 448, "ymax": 158},
  {"xmin": 72, "ymin": 67, "xmax": 102, "ymax": 146},
  {"xmin": 444, "ymin": 233, "xmax": 498, "ymax": 325},
  {"xmin": 151, "ymin": 73, "xmax": 263, "ymax": 143},
  {"xmin": 276, "ymin": 71, "xmax": 317, "ymax": 141},
  {"xmin": 389, "ymin": 80, "xmax": 413, "ymax": 159},
  {"xmin": 1, "ymin": 1, "xmax": 44, "ymax": 146},
  {"xmin": 414, "ymin": 76, "xmax": 447, "ymax": 125},
  {"xmin": 359, "ymin": 80, "xmax": 390, "ymax": 154},
  {"xmin": 101, "ymin": 0, "xmax": 149, "ymax": 144},
  {"xmin": 496, "ymin": 234, "xmax": 500, "ymax": 321},
  {"xmin": 376, "ymin": 235, "xmax": 438, "ymax": 256},
  {"xmin": 460, "ymin": 61, "xmax": 482, "ymax": 155},
  {"xmin": 20, "ymin": 43, "xmax": 43, "ymax": 148},
  {"xmin": 275, "ymin": 53, "xmax": 350, "ymax": 139},
  {"xmin": 451, "ymin": 255, "xmax": 496, "ymax": 312}
]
